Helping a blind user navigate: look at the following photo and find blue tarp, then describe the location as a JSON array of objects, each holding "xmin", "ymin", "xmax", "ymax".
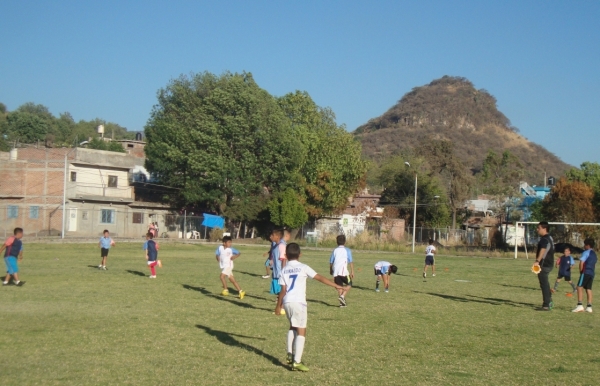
[{"xmin": 202, "ymin": 213, "xmax": 225, "ymax": 229}]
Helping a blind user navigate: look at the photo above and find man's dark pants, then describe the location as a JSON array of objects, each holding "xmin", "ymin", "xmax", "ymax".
[{"xmin": 538, "ymin": 267, "xmax": 553, "ymax": 307}]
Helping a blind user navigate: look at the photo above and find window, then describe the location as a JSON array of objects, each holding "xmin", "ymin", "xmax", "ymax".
[
  {"xmin": 7, "ymin": 206, "xmax": 18, "ymax": 219},
  {"xmin": 101, "ymin": 209, "xmax": 115, "ymax": 224},
  {"xmin": 108, "ymin": 175, "xmax": 118, "ymax": 188},
  {"xmin": 132, "ymin": 212, "xmax": 143, "ymax": 224},
  {"xmin": 70, "ymin": 171, "xmax": 77, "ymax": 182},
  {"xmin": 127, "ymin": 144, "xmax": 134, "ymax": 148},
  {"xmin": 82, "ymin": 211, "xmax": 89, "ymax": 220},
  {"xmin": 30, "ymin": 206, "xmax": 39, "ymax": 219}
]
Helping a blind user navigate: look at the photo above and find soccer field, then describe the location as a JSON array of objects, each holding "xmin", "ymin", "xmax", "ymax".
[{"xmin": 1, "ymin": 242, "xmax": 598, "ymax": 385}]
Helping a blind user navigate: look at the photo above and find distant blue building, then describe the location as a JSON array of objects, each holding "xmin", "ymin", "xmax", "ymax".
[{"xmin": 518, "ymin": 182, "xmax": 550, "ymax": 221}]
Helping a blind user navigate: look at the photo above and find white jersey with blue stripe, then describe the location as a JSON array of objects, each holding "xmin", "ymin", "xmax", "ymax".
[
  {"xmin": 216, "ymin": 246, "xmax": 240, "ymax": 269},
  {"xmin": 330, "ymin": 246, "xmax": 353, "ymax": 276},
  {"xmin": 374, "ymin": 261, "xmax": 392, "ymax": 274}
]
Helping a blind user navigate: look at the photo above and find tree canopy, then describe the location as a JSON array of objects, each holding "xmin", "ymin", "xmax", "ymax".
[{"xmin": 144, "ymin": 72, "xmax": 365, "ymax": 228}]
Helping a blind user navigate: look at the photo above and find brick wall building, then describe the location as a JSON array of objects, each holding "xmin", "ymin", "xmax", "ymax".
[{"xmin": 0, "ymin": 146, "xmax": 176, "ymax": 238}]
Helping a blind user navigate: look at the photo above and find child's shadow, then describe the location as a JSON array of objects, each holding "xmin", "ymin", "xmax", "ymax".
[
  {"xmin": 182, "ymin": 285, "xmax": 272, "ymax": 312},
  {"xmin": 195, "ymin": 324, "xmax": 287, "ymax": 368},
  {"xmin": 126, "ymin": 270, "xmax": 146, "ymax": 277}
]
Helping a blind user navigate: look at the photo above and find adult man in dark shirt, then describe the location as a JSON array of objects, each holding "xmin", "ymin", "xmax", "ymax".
[{"xmin": 534, "ymin": 221, "xmax": 555, "ymax": 311}]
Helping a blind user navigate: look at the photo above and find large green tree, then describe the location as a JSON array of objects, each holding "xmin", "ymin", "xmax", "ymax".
[
  {"xmin": 278, "ymin": 91, "xmax": 366, "ymax": 216},
  {"xmin": 417, "ymin": 139, "xmax": 472, "ymax": 229},
  {"xmin": 378, "ymin": 155, "xmax": 451, "ymax": 228},
  {"xmin": 477, "ymin": 150, "xmax": 524, "ymax": 196},
  {"xmin": 144, "ymin": 72, "xmax": 301, "ymax": 212}
]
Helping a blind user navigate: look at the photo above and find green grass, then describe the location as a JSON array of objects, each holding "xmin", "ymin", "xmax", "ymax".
[{"xmin": 1, "ymin": 242, "xmax": 599, "ymax": 385}]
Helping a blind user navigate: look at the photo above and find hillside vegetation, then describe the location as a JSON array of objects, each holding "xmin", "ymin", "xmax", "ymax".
[{"xmin": 354, "ymin": 76, "xmax": 570, "ymax": 181}]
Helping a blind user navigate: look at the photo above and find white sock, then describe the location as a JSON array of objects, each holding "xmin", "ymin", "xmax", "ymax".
[
  {"xmin": 287, "ymin": 330, "xmax": 295, "ymax": 354},
  {"xmin": 294, "ymin": 336, "xmax": 305, "ymax": 364},
  {"xmin": 3, "ymin": 281, "xmax": 7, "ymax": 284}
]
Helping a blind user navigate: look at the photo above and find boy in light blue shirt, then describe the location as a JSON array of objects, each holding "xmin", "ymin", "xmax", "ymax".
[{"xmin": 98, "ymin": 229, "xmax": 114, "ymax": 270}]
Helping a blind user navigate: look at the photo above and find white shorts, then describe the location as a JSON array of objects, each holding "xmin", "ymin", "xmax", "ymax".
[
  {"xmin": 283, "ymin": 302, "xmax": 308, "ymax": 328},
  {"xmin": 221, "ymin": 266, "xmax": 233, "ymax": 276}
]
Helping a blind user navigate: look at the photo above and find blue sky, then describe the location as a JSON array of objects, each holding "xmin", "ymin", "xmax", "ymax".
[{"xmin": 1, "ymin": 0, "xmax": 599, "ymax": 167}]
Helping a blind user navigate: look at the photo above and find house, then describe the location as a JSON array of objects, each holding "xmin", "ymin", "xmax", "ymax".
[{"xmin": 0, "ymin": 146, "xmax": 176, "ymax": 238}]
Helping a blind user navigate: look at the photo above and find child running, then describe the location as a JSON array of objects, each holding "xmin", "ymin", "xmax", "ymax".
[
  {"xmin": 423, "ymin": 239, "xmax": 436, "ymax": 278},
  {"xmin": 374, "ymin": 261, "xmax": 397, "ymax": 292},
  {"xmin": 1, "ymin": 228, "xmax": 25, "ymax": 286},
  {"xmin": 329, "ymin": 235, "xmax": 354, "ymax": 307},
  {"xmin": 572, "ymin": 238, "xmax": 597, "ymax": 313},
  {"xmin": 98, "ymin": 229, "xmax": 114, "ymax": 270},
  {"xmin": 270, "ymin": 229, "xmax": 288, "ymax": 313},
  {"xmin": 275, "ymin": 243, "xmax": 342, "ymax": 372},
  {"xmin": 552, "ymin": 247, "xmax": 577, "ymax": 295},
  {"xmin": 216, "ymin": 236, "xmax": 245, "ymax": 299},
  {"xmin": 143, "ymin": 232, "xmax": 160, "ymax": 278}
]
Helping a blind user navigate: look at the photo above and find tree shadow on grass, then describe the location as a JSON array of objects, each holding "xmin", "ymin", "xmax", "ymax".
[
  {"xmin": 415, "ymin": 291, "xmax": 535, "ymax": 308},
  {"xmin": 182, "ymin": 285, "xmax": 272, "ymax": 311},
  {"xmin": 126, "ymin": 270, "xmax": 146, "ymax": 277},
  {"xmin": 351, "ymin": 285, "xmax": 374, "ymax": 291},
  {"xmin": 237, "ymin": 271, "xmax": 266, "ymax": 278},
  {"xmin": 195, "ymin": 324, "xmax": 287, "ymax": 369},
  {"xmin": 307, "ymin": 298, "xmax": 338, "ymax": 307},
  {"xmin": 498, "ymin": 284, "xmax": 539, "ymax": 291}
]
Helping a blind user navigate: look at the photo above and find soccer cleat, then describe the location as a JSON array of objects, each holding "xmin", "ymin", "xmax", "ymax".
[
  {"xmin": 586, "ymin": 307, "xmax": 593, "ymax": 313},
  {"xmin": 423, "ymin": 272, "xmax": 426, "ymax": 278},
  {"xmin": 339, "ymin": 304, "xmax": 347, "ymax": 308},
  {"xmin": 102, "ymin": 266, "xmax": 107, "ymax": 271},
  {"xmin": 549, "ymin": 301, "xmax": 554, "ymax": 310},
  {"xmin": 239, "ymin": 290, "xmax": 245, "ymax": 300},
  {"xmin": 375, "ymin": 288, "xmax": 380, "ymax": 292},
  {"xmin": 385, "ymin": 289, "xmax": 389, "ymax": 293},
  {"xmin": 221, "ymin": 289, "xmax": 229, "ymax": 296},
  {"xmin": 149, "ymin": 275, "xmax": 156, "ymax": 279},
  {"xmin": 261, "ymin": 275, "xmax": 270, "ymax": 279},
  {"xmin": 98, "ymin": 265, "xmax": 103, "ymax": 269},
  {"xmin": 432, "ymin": 274, "xmax": 436, "ymax": 277},
  {"xmin": 280, "ymin": 308, "xmax": 286, "ymax": 315},
  {"xmin": 286, "ymin": 353, "xmax": 293, "ymax": 364},
  {"xmin": 16, "ymin": 281, "xmax": 25, "ymax": 286},
  {"xmin": 338, "ymin": 296, "xmax": 346, "ymax": 306},
  {"xmin": 572, "ymin": 305, "xmax": 585, "ymax": 312},
  {"xmin": 292, "ymin": 362, "xmax": 309, "ymax": 372}
]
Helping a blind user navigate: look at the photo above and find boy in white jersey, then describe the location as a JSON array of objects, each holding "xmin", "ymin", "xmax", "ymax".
[
  {"xmin": 374, "ymin": 261, "xmax": 397, "ymax": 292},
  {"xmin": 275, "ymin": 243, "xmax": 342, "ymax": 372},
  {"xmin": 215, "ymin": 236, "xmax": 245, "ymax": 299},
  {"xmin": 423, "ymin": 239, "xmax": 436, "ymax": 278},
  {"xmin": 329, "ymin": 235, "xmax": 354, "ymax": 307}
]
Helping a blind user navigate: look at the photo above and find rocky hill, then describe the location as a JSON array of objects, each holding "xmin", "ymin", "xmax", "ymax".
[{"xmin": 354, "ymin": 76, "xmax": 571, "ymax": 181}]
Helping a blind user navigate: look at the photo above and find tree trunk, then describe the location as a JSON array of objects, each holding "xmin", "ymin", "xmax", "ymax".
[{"xmin": 452, "ymin": 208, "xmax": 457, "ymax": 230}]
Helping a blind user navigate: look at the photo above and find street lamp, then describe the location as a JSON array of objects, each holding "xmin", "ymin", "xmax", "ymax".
[{"xmin": 405, "ymin": 162, "xmax": 417, "ymax": 253}]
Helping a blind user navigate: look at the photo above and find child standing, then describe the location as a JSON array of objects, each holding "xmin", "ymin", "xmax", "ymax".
[
  {"xmin": 143, "ymin": 232, "xmax": 160, "ymax": 278},
  {"xmin": 423, "ymin": 239, "xmax": 436, "ymax": 278},
  {"xmin": 98, "ymin": 229, "xmax": 114, "ymax": 270},
  {"xmin": 275, "ymin": 243, "xmax": 342, "ymax": 371},
  {"xmin": 216, "ymin": 236, "xmax": 245, "ymax": 299},
  {"xmin": 1, "ymin": 228, "xmax": 25, "ymax": 286},
  {"xmin": 552, "ymin": 247, "xmax": 577, "ymax": 295},
  {"xmin": 374, "ymin": 261, "xmax": 397, "ymax": 292},
  {"xmin": 329, "ymin": 235, "xmax": 354, "ymax": 307},
  {"xmin": 572, "ymin": 238, "xmax": 597, "ymax": 313}
]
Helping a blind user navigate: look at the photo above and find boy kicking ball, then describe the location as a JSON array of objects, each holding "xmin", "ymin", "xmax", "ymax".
[
  {"xmin": 374, "ymin": 261, "xmax": 397, "ymax": 292},
  {"xmin": 552, "ymin": 247, "xmax": 577, "ymax": 295},
  {"xmin": 216, "ymin": 236, "xmax": 245, "ymax": 299},
  {"xmin": 423, "ymin": 239, "xmax": 436, "ymax": 278},
  {"xmin": 275, "ymin": 243, "xmax": 342, "ymax": 371},
  {"xmin": 572, "ymin": 238, "xmax": 596, "ymax": 313},
  {"xmin": 329, "ymin": 235, "xmax": 354, "ymax": 307}
]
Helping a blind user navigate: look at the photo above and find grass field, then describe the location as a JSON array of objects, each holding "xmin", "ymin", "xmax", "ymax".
[{"xmin": 1, "ymin": 242, "xmax": 599, "ymax": 385}]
